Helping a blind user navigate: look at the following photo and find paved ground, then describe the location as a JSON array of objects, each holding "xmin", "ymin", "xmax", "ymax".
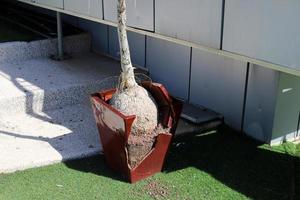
[
  {"xmin": 0, "ymin": 34, "xmax": 123, "ymax": 173},
  {"xmin": 0, "ymin": 104, "xmax": 100, "ymax": 173},
  {"xmin": 0, "ymin": 53, "xmax": 121, "ymax": 116},
  {"xmin": 0, "ymin": 34, "xmax": 222, "ymax": 174}
]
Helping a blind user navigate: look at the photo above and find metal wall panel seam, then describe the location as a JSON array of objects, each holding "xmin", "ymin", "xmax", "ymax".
[
  {"xmin": 106, "ymin": 25, "xmax": 110, "ymax": 53},
  {"xmin": 240, "ymin": 62, "xmax": 250, "ymax": 133},
  {"xmin": 269, "ymin": 72, "xmax": 281, "ymax": 143},
  {"xmin": 102, "ymin": 0, "xmax": 105, "ymax": 20},
  {"xmin": 16, "ymin": 0, "xmax": 300, "ymax": 77},
  {"xmin": 220, "ymin": 0, "xmax": 225, "ymax": 50},
  {"xmin": 153, "ymin": 0, "xmax": 155, "ymax": 32},
  {"xmin": 144, "ymin": 36, "xmax": 147, "ymax": 68},
  {"xmin": 188, "ymin": 47, "xmax": 193, "ymax": 102}
]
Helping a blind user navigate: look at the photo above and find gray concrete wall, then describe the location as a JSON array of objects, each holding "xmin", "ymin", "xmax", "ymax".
[
  {"xmin": 17, "ymin": 0, "xmax": 300, "ymax": 142},
  {"xmin": 146, "ymin": 37, "xmax": 190, "ymax": 100},
  {"xmin": 243, "ymin": 65, "xmax": 279, "ymax": 142},
  {"xmin": 35, "ymin": 0, "xmax": 63, "ymax": 8},
  {"xmin": 20, "ymin": 0, "xmax": 300, "ymax": 69},
  {"xmin": 64, "ymin": 0, "xmax": 103, "ymax": 19},
  {"xmin": 272, "ymin": 73, "xmax": 300, "ymax": 144},
  {"xmin": 223, "ymin": 0, "xmax": 300, "ymax": 69},
  {"xmin": 103, "ymin": 0, "xmax": 154, "ymax": 31},
  {"xmin": 77, "ymin": 18, "xmax": 108, "ymax": 54},
  {"xmin": 190, "ymin": 49, "xmax": 247, "ymax": 130},
  {"xmin": 155, "ymin": 0, "xmax": 222, "ymax": 48}
]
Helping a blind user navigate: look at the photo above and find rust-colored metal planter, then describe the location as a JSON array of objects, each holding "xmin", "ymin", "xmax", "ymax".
[{"xmin": 90, "ymin": 82, "xmax": 182, "ymax": 183}]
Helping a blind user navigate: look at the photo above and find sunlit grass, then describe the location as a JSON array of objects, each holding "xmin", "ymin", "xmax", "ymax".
[{"xmin": 0, "ymin": 126, "xmax": 299, "ymax": 200}]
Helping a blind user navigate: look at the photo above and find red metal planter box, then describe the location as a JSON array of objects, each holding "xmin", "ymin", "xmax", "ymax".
[{"xmin": 90, "ymin": 82, "xmax": 182, "ymax": 183}]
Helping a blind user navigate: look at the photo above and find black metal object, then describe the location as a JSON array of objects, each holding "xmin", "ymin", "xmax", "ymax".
[
  {"xmin": 177, "ymin": 102, "xmax": 223, "ymax": 136},
  {"xmin": 0, "ymin": 1, "xmax": 83, "ymax": 40}
]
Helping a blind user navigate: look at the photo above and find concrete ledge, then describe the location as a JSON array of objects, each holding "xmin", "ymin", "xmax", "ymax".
[
  {"xmin": 0, "ymin": 53, "xmax": 120, "ymax": 116},
  {"xmin": 0, "ymin": 33, "xmax": 91, "ymax": 64},
  {"xmin": 0, "ymin": 103, "xmax": 101, "ymax": 174}
]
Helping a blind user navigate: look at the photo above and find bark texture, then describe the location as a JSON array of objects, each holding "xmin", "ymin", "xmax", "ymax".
[
  {"xmin": 116, "ymin": 0, "xmax": 137, "ymax": 90},
  {"xmin": 110, "ymin": 0, "xmax": 159, "ymax": 168}
]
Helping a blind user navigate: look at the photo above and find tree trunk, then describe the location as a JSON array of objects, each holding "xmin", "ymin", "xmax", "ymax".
[
  {"xmin": 117, "ymin": 0, "xmax": 137, "ymax": 91},
  {"xmin": 111, "ymin": 0, "xmax": 159, "ymax": 169}
]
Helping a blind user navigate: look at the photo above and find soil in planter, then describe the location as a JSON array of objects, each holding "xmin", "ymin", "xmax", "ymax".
[{"xmin": 126, "ymin": 125, "xmax": 170, "ymax": 169}]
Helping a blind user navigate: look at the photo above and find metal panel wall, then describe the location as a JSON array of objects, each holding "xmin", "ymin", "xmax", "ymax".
[
  {"xmin": 243, "ymin": 65, "xmax": 279, "ymax": 142},
  {"xmin": 146, "ymin": 37, "xmax": 190, "ymax": 100},
  {"xmin": 78, "ymin": 18, "xmax": 108, "ymax": 54},
  {"xmin": 155, "ymin": 0, "xmax": 222, "ymax": 49},
  {"xmin": 89, "ymin": 0, "xmax": 103, "ymax": 18},
  {"xmin": 108, "ymin": 27, "xmax": 145, "ymax": 67},
  {"xmin": 223, "ymin": 0, "xmax": 300, "ymax": 69},
  {"xmin": 36, "ymin": 0, "xmax": 63, "ymax": 9},
  {"xmin": 62, "ymin": 14, "xmax": 79, "ymax": 27},
  {"xmin": 190, "ymin": 49, "xmax": 247, "ymax": 130},
  {"xmin": 103, "ymin": 0, "xmax": 154, "ymax": 31},
  {"xmin": 272, "ymin": 73, "xmax": 300, "ymax": 144},
  {"xmin": 64, "ymin": 0, "xmax": 103, "ymax": 19}
]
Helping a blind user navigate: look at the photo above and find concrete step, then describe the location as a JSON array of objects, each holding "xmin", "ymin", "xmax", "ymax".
[
  {"xmin": 0, "ymin": 53, "xmax": 121, "ymax": 117},
  {"xmin": 0, "ymin": 103, "xmax": 101, "ymax": 173},
  {"xmin": 0, "ymin": 34, "xmax": 116, "ymax": 173},
  {"xmin": 0, "ymin": 34, "xmax": 223, "ymax": 174},
  {"xmin": 0, "ymin": 33, "xmax": 91, "ymax": 64}
]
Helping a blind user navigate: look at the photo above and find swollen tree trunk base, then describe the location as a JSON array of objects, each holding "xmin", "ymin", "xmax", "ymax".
[
  {"xmin": 90, "ymin": 82, "xmax": 182, "ymax": 183},
  {"xmin": 110, "ymin": 85, "xmax": 159, "ymax": 169},
  {"xmin": 112, "ymin": 0, "xmax": 159, "ymax": 159},
  {"xmin": 110, "ymin": 85, "xmax": 158, "ymax": 135},
  {"xmin": 92, "ymin": 0, "xmax": 177, "ymax": 181}
]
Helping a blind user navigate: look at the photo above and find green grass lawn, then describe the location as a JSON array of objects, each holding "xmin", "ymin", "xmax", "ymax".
[{"xmin": 0, "ymin": 126, "xmax": 299, "ymax": 200}]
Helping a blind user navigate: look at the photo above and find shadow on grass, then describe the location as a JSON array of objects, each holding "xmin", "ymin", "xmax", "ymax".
[
  {"xmin": 164, "ymin": 125, "xmax": 299, "ymax": 200},
  {"xmin": 64, "ymin": 155, "xmax": 128, "ymax": 182},
  {"xmin": 64, "ymin": 125, "xmax": 299, "ymax": 199}
]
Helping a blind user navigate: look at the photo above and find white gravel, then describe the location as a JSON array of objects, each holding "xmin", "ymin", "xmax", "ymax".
[
  {"xmin": 0, "ymin": 104, "xmax": 101, "ymax": 173},
  {"xmin": 0, "ymin": 33, "xmax": 91, "ymax": 64},
  {"xmin": 0, "ymin": 34, "xmax": 122, "ymax": 173},
  {"xmin": 0, "ymin": 53, "xmax": 120, "ymax": 116}
]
